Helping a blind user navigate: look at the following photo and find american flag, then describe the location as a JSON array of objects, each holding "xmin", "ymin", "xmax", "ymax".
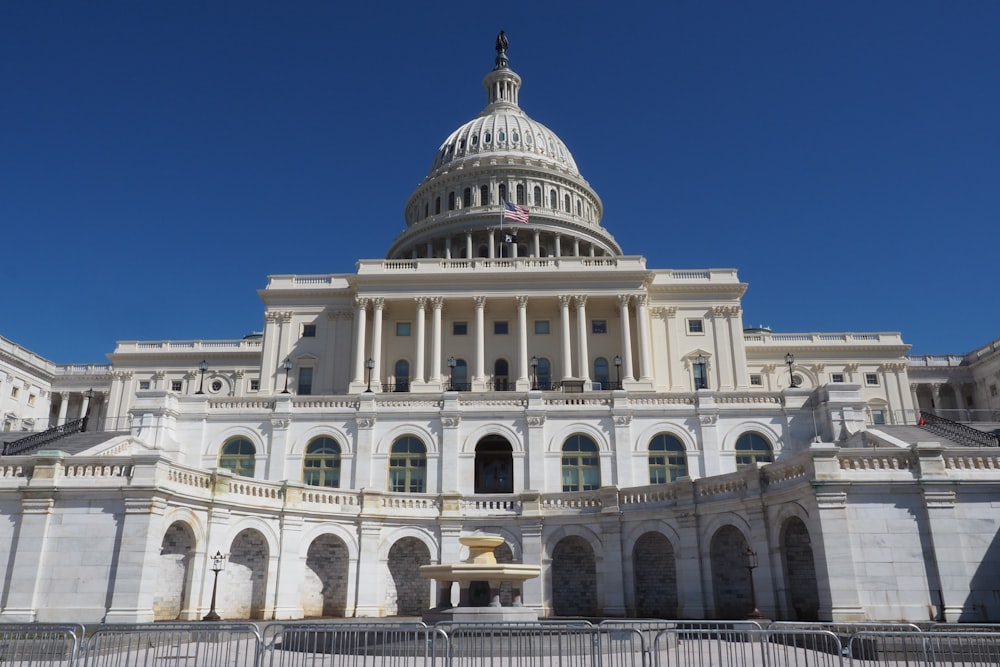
[{"xmin": 503, "ymin": 200, "xmax": 530, "ymax": 223}]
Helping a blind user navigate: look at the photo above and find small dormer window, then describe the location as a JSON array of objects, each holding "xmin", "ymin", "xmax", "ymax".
[
  {"xmin": 512, "ymin": 131, "xmax": 519, "ymax": 143},
  {"xmin": 498, "ymin": 131, "xmax": 505, "ymax": 142},
  {"xmin": 459, "ymin": 139, "xmax": 465, "ymax": 150},
  {"xmin": 472, "ymin": 135, "xmax": 479, "ymax": 146},
  {"xmin": 484, "ymin": 132, "xmax": 492, "ymax": 143},
  {"xmin": 525, "ymin": 134, "xmax": 532, "ymax": 145}
]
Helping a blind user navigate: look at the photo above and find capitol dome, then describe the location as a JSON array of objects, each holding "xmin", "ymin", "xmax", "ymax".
[{"xmin": 387, "ymin": 34, "xmax": 621, "ymax": 260}]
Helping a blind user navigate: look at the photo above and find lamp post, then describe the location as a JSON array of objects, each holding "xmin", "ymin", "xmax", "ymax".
[
  {"xmin": 530, "ymin": 356, "xmax": 539, "ymax": 390},
  {"xmin": 196, "ymin": 360, "xmax": 208, "ymax": 394},
  {"xmin": 447, "ymin": 356, "xmax": 457, "ymax": 391},
  {"xmin": 613, "ymin": 354, "xmax": 622, "ymax": 390},
  {"xmin": 82, "ymin": 388, "xmax": 95, "ymax": 432},
  {"xmin": 743, "ymin": 546, "xmax": 762, "ymax": 619},
  {"xmin": 202, "ymin": 550, "xmax": 227, "ymax": 621},
  {"xmin": 785, "ymin": 352, "xmax": 797, "ymax": 388},
  {"xmin": 695, "ymin": 354, "xmax": 707, "ymax": 390},
  {"xmin": 365, "ymin": 357, "xmax": 375, "ymax": 393},
  {"xmin": 281, "ymin": 358, "xmax": 293, "ymax": 394}
]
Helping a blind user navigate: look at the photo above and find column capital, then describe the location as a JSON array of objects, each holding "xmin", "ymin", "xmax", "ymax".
[
  {"xmin": 635, "ymin": 293, "xmax": 648, "ymax": 307},
  {"xmin": 371, "ymin": 297, "xmax": 385, "ymax": 311},
  {"xmin": 354, "ymin": 296, "xmax": 370, "ymax": 310},
  {"xmin": 558, "ymin": 295, "xmax": 572, "ymax": 308},
  {"xmin": 415, "ymin": 297, "xmax": 427, "ymax": 310},
  {"xmin": 617, "ymin": 294, "xmax": 632, "ymax": 307},
  {"xmin": 573, "ymin": 295, "xmax": 587, "ymax": 308},
  {"xmin": 430, "ymin": 296, "xmax": 444, "ymax": 310},
  {"xmin": 516, "ymin": 295, "xmax": 528, "ymax": 308},
  {"xmin": 473, "ymin": 295, "xmax": 487, "ymax": 309}
]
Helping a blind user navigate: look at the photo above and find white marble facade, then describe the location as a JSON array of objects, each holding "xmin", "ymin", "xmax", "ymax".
[{"xmin": 1, "ymin": 37, "xmax": 998, "ymax": 624}]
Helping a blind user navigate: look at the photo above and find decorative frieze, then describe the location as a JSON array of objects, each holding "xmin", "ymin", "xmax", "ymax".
[
  {"xmin": 271, "ymin": 418, "xmax": 290, "ymax": 429},
  {"xmin": 613, "ymin": 415, "xmax": 631, "ymax": 426},
  {"xmin": 526, "ymin": 415, "xmax": 545, "ymax": 427},
  {"xmin": 356, "ymin": 417, "xmax": 375, "ymax": 429}
]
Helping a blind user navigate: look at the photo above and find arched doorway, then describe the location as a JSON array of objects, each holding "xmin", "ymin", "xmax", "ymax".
[
  {"xmin": 709, "ymin": 526, "xmax": 752, "ymax": 619},
  {"xmin": 154, "ymin": 522, "xmax": 195, "ymax": 620},
  {"xmin": 303, "ymin": 534, "xmax": 350, "ymax": 617},
  {"xmin": 551, "ymin": 536, "xmax": 597, "ymax": 616},
  {"xmin": 632, "ymin": 532, "xmax": 677, "ymax": 617},
  {"xmin": 225, "ymin": 529, "xmax": 269, "ymax": 619},
  {"xmin": 386, "ymin": 537, "xmax": 431, "ymax": 616},
  {"xmin": 781, "ymin": 517, "xmax": 819, "ymax": 620},
  {"xmin": 475, "ymin": 436, "xmax": 514, "ymax": 493}
]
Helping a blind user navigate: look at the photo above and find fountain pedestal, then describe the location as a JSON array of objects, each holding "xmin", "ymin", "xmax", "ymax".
[{"xmin": 420, "ymin": 535, "xmax": 541, "ymax": 623}]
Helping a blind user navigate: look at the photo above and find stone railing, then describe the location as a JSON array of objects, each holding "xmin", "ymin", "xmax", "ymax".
[
  {"xmin": 114, "ymin": 339, "xmax": 263, "ymax": 353},
  {"xmin": 744, "ymin": 331, "xmax": 905, "ymax": 347}
]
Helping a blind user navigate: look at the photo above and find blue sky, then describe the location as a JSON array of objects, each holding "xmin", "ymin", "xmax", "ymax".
[{"xmin": 3, "ymin": 2, "xmax": 998, "ymax": 363}]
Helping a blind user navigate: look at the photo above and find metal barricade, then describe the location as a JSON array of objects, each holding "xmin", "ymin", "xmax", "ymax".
[
  {"xmin": 929, "ymin": 623, "xmax": 1000, "ymax": 632},
  {"xmin": 81, "ymin": 622, "xmax": 261, "ymax": 667},
  {"xmin": 847, "ymin": 630, "xmax": 1000, "ymax": 667},
  {"xmin": 0, "ymin": 624, "xmax": 83, "ymax": 667},
  {"xmin": 769, "ymin": 622, "xmax": 920, "ymax": 659},
  {"xmin": 260, "ymin": 621, "xmax": 445, "ymax": 667},
  {"xmin": 652, "ymin": 627, "xmax": 844, "ymax": 667},
  {"xmin": 440, "ymin": 622, "xmax": 644, "ymax": 667}
]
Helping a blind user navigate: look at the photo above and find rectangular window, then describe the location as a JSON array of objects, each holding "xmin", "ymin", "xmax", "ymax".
[
  {"xmin": 831, "ymin": 373, "xmax": 845, "ymax": 383},
  {"xmin": 171, "ymin": 380, "xmax": 183, "ymax": 392},
  {"xmin": 534, "ymin": 320, "xmax": 550, "ymax": 335},
  {"xmin": 27, "ymin": 394, "xmax": 36, "ymax": 407},
  {"xmin": 396, "ymin": 322, "xmax": 412, "ymax": 336},
  {"xmin": 749, "ymin": 374, "xmax": 762, "ymax": 386},
  {"xmin": 250, "ymin": 379, "xmax": 260, "ymax": 391},
  {"xmin": 302, "ymin": 324, "xmax": 316, "ymax": 338},
  {"xmin": 494, "ymin": 321, "xmax": 509, "ymax": 335},
  {"xmin": 139, "ymin": 381, "xmax": 151, "ymax": 390},
  {"xmin": 297, "ymin": 367, "xmax": 313, "ymax": 395},
  {"xmin": 10, "ymin": 387, "xmax": 19, "ymax": 399},
  {"xmin": 687, "ymin": 319, "xmax": 704, "ymax": 334},
  {"xmin": 453, "ymin": 321, "xmax": 468, "ymax": 335},
  {"xmin": 871, "ymin": 409, "xmax": 887, "ymax": 425},
  {"xmin": 864, "ymin": 373, "xmax": 879, "ymax": 386},
  {"xmin": 591, "ymin": 319, "xmax": 607, "ymax": 334}
]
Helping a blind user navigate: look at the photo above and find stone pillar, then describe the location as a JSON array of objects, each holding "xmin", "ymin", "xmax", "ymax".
[
  {"xmin": 57, "ymin": 393, "xmax": 69, "ymax": 426},
  {"xmin": 445, "ymin": 237, "xmax": 452, "ymax": 259},
  {"xmin": 370, "ymin": 298, "xmax": 384, "ymax": 391},
  {"xmin": 353, "ymin": 403, "xmax": 376, "ymax": 488},
  {"xmin": 268, "ymin": 406, "xmax": 292, "ymax": 480},
  {"xmin": 354, "ymin": 524, "xmax": 383, "ymax": 617},
  {"xmin": 533, "ymin": 229, "xmax": 540, "ymax": 257},
  {"xmin": 559, "ymin": 295, "xmax": 573, "ymax": 380},
  {"xmin": 466, "ymin": 233, "xmax": 473, "ymax": 259},
  {"xmin": 474, "ymin": 296, "xmax": 486, "ymax": 387},
  {"xmin": 809, "ymin": 457, "xmax": 865, "ymax": 621},
  {"xmin": 80, "ymin": 392, "xmax": 92, "ymax": 421},
  {"xmin": 488, "ymin": 230, "xmax": 495, "ymax": 258},
  {"xmin": 271, "ymin": 513, "xmax": 305, "ymax": 619},
  {"xmin": 352, "ymin": 298, "xmax": 368, "ymax": 386},
  {"xmin": 430, "ymin": 297, "xmax": 443, "ymax": 385},
  {"xmin": 673, "ymin": 505, "xmax": 707, "ymax": 618},
  {"xmin": 635, "ymin": 294, "xmax": 654, "ymax": 382},
  {"xmin": 598, "ymin": 508, "xmax": 627, "ymax": 616},
  {"xmin": 0, "ymin": 495, "xmax": 55, "ymax": 621},
  {"xmin": 520, "ymin": 522, "xmax": 545, "ymax": 615},
  {"xmin": 105, "ymin": 495, "xmax": 168, "ymax": 623},
  {"xmin": 516, "ymin": 296, "xmax": 530, "ymax": 390},
  {"xmin": 414, "ymin": 298, "xmax": 426, "ymax": 385},
  {"xmin": 573, "ymin": 238, "xmax": 580, "ymax": 256},
  {"xmin": 554, "ymin": 234, "xmax": 562, "ymax": 258},
  {"xmin": 574, "ymin": 295, "xmax": 591, "ymax": 383},
  {"xmin": 440, "ymin": 410, "xmax": 461, "ymax": 493},
  {"xmin": 618, "ymin": 296, "xmax": 634, "ymax": 383}
]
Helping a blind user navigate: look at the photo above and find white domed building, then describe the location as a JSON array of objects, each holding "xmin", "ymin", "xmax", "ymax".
[{"xmin": 1, "ymin": 36, "xmax": 999, "ymax": 625}]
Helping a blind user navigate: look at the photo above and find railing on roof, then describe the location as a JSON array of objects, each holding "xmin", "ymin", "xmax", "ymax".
[
  {"xmin": 114, "ymin": 339, "xmax": 263, "ymax": 353},
  {"xmin": 744, "ymin": 331, "xmax": 904, "ymax": 345},
  {"xmin": 920, "ymin": 410, "xmax": 1000, "ymax": 447}
]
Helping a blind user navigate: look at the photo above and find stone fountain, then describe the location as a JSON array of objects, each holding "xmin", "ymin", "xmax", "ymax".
[{"xmin": 420, "ymin": 534, "xmax": 541, "ymax": 623}]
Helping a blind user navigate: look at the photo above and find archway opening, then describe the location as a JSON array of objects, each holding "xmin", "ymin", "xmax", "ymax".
[
  {"xmin": 709, "ymin": 526, "xmax": 752, "ymax": 619},
  {"xmin": 632, "ymin": 532, "xmax": 677, "ymax": 617},
  {"xmin": 154, "ymin": 522, "xmax": 195, "ymax": 621},
  {"xmin": 475, "ymin": 436, "xmax": 514, "ymax": 494},
  {"xmin": 551, "ymin": 536, "xmax": 597, "ymax": 616},
  {"xmin": 303, "ymin": 534, "xmax": 350, "ymax": 617},
  {"xmin": 387, "ymin": 537, "xmax": 431, "ymax": 616},
  {"xmin": 781, "ymin": 517, "xmax": 819, "ymax": 621}
]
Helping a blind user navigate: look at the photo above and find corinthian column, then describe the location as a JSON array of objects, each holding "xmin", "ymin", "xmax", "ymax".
[
  {"xmin": 618, "ymin": 295, "xmax": 634, "ymax": 382},
  {"xmin": 430, "ymin": 297, "xmax": 444, "ymax": 384},
  {"xmin": 574, "ymin": 295, "xmax": 590, "ymax": 383},
  {"xmin": 353, "ymin": 297, "xmax": 369, "ymax": 386},
  {"xmin": 414, "ymin": 297, "xmax": 426, "ymax": 384},
  {"xmin": 635, "ymin": 294, "xmax": 653, "ymax": 382},
  {"xmin": 517, "ymin": 296, "xmax": 529, "ymax": 389},
  {"xmin": 559, "ymin": 295, "xmax": 573, "ymax": 380},
  {"xmin": 474, "ymin": 296, "xmax": 486, "ymax": 387},
  {"xmin": 370, "ymin": 298, "xmax": 385, "ymax": 391}
]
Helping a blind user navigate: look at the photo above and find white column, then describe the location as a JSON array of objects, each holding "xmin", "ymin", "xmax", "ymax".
[
  {"xmin": 465, "ymin": 233, "xmax": 473, "ymax": 258},
  {"xmin": 554, "ymin": 235, "xmax": 562, "ymax": 257},
  {"xmin": 57, "ymin": 393, "xmax": 69, "ymax": 426},
  {"xmin": 488, "ymin": 230, "xmax": 495, "ymax": 258},
  {"xmin": 573, "ymin": 238, "xmax": 580, "ymax": 256},
  {"xmin": 559, "ymin": 295, "xmax": 573, "ymax": 380},
  {"xmin": 517, "ymin": 296, "xmax": 529, "ymax": 389},
  {"xmin": 574, "ymin": 295, "xmax": 590, "ymax": 383},
  {"xmin": 414, "ymin": 298, "xmax": 426, "ymax": 384},
  {"xmin": 445, "ymin": 238, "xmax": 452, "ymax": 259},
  {"xmin": 370, "ymin": 298, "xmax": 384, "ymax": 391},
  {"xmin": 618, "ymin": 296, "xmax": 634, "ymax": 382},
  {"xmin": 474, "ymin": 296, "xmax": 486, "ymax": 384},
  {"xmin": 430, "ymin": 297, "xmax": 443, "ymax": 383},
  {"xmin": 80, "ymin": 392, "xmax": 92, "ymax": 420},
  {"xmin": 352, "ymin": 298, "xmax": 368, "ymax": 385},
  {"xmin": 533, "ymin": 230, "xmax": 540, "ymax": 257},
  {"xmin": 635, "ymin": 294, "xmax": 653, "ymax": 381}
]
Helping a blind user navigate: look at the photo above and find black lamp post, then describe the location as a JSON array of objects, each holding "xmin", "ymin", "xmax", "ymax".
[
  {"xmin": 743, "ymin": 546, "xmax": 762, "ymax": 619},
  {"xmin": 785, "ymin": 352, "xmax": 798, "ymax": 388},
  {"xmin": 281, "ymin": 358, "xmax": 292, "ymax": 394},
  {"xmin": 695, "ymin": 354, "xmax": 707, "ymax": 390},
  {"xmin": 82, "ymin": 388, "xmax": 95, "ymax": 432},
  {"xmin": 202, "ymin": 550, "xmax": 226, "ymax": 621},
  {"xmin": 196, "ymin": 360, "xmax": 208, "ymax": 394},
  {"xmin": 613, "ymin": 354, "xmax": 622, "ymax": 390},
  {"xmin": 530, "ymin": 356, "xmax": 539, "ymax": 390},
  {"xmin": 447, "ymin": 356, "xmax": 457, "ymax": 391},
  {"xmin": 365, "ymin": 357, "xmax": 375, "ymax": 393}
]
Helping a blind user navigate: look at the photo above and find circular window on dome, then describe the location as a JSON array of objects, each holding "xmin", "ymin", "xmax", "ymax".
[
  {"xmin": 485, "ymin": 132, "xmax": 492, "ymax": 143},
  {"xmin": 512, "ymin": 132, "xmax": 519, "ymax": 143},
  {"xmin": 498, "ymin": 131, "xmax": 505, "ymax": 142}
]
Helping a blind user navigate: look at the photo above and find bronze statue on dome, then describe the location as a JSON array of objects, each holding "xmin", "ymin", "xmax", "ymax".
[{"xmin": 494, "ymin": 30, "xmax": 509, "ymax": 70}]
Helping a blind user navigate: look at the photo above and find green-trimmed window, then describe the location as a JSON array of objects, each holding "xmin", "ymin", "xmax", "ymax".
[
  {"xmin": 389, "ymin": 436, "xmax": 427, "ymax": 493},
  {"xmin": 303, "ymin": 437, "xmax": 341, "ymax": 488},
  {"xmin": 649, "ymin": 434, "xmax": 688, "ymax": 483},
  {"xmin": 735, "ymin": 432, "xmax": 773, "ymax": 471},
  {"xmin": 219, "ymin": 437, "xmax": 256, "ymax": 478},
  {"xmin": 561, "ymin": 434, "xmax": 600, "ymax": 491}
]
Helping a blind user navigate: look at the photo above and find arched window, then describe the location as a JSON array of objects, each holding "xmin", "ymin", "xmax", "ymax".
[
  {"xmin": 434, "ymin": 197, "xmax": 441, "ymax": 215},
  {"xmin": 389, "ymin": 436, "xmax": 426, "ymax": 493},
  {"xmin": 735, "ymin": 432, "xmax": 774, "ymax": 471},
  {"xmin": 562, "ymin": 435, "xmax": 600, "ymax": 491},
  {"xmin": 549, "ymin": 189, "xmax": 557, "ymax": 209},
  {"xmin": 564, "ymin": 194, "xmax": 571, "ymax": 212},
  {"xmin": 480, "ymin": 185, "xmax": 489, "ymax": 206},
  {"xmin": 498, "ymin": 183, "xmax": 507, "ymax": 203},
  {"xmin": 576, "ymin": 201, "xmax": 581, "ymax": 216},
  {"xmin": 463, "ymin": 188, "xmax": 471, "ymax": 208},
  {"xmin": 534, "ymin": 357, "xmax": 552, "ymax": 390},
  {"xmin": 649, "ymin": 434, "xmax": 688, "ymax": 483},
  {"xmin": 394, "ymin": 359, "xmax": 410, "ymax": 392},
  {"xmin": 594, "ymin": 357, "xmax": 610, "ymax": 390},
  {"xmin": 219, "ymin": 437, "xmax": 256, "ymax": 478},
  {"xmin": 448, "ymin": 192, "xmax": 455, "ymax": 211},
  {"xmin": 533, "ymin": 186, "xmax": 542, "ymax": 206},
  {"xmin": 516, "ymin": 184, "xmax": 525, "ymax": 205},
  {"xmin": 303, "ymin": 437, "xmax": 341, "ymax": 488}
]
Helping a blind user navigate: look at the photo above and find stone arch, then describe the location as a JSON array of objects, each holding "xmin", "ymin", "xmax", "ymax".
[
  {"xmin": 550, "ymin": 535, "xmax": 598, "ymax": 616},
  {"xmin": 375, "ymin": 425, "xmax": 438, "ymax": 455},
  {"xmin": 206, "ymin": 427, "xmax": 266, "ymax": 459},
  {"xmin": 224, "ymin": 528, "xmax": 269, "ymax": 620},
  {"xmin": 386, "ymin": 536, "xmax": 432, "ymax": 616},
  {"xmin": 153, "ymin": 521, "xmax": 195, "ymax": 621},
  {"xmin": 461, "ymin": 423, "xmax": 524, "ymax": 454},
  {"xmin": 632, "ymin": 531, "xmax": 677, "ymax": 618},
  {"xmin": 547, "ymin": 422, "xmax": 611, "ymax": 454},
  {"xmin": 780, "ymin": 517, "xmax": 819, "ymax": 621},
  {"xmin": 303, "ymin": 533, "xmax": 351, "ymax": 617},
  {"xmin": 634, "ymin": 422, "xmax": 699, "ymax": 454},
  {"xmin": 709, "ymin": 525, "xmax": 752, "ymax": 619},
  {"xmin": 290, "ymin": 427, "xmax": 352, "ymax": 457},
  {"xmin": 721, "ymin": 422, "xmax": 782, "ymax": 455}
]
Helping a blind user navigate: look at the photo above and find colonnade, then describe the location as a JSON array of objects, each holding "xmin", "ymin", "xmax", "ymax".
[
  {"xmin": 406, "ymin": 229, "xmax": 609, "ymax": 261},
  {"xmin": 349, "ymin": 293, "xmax": 654, "ymax": 392}
]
